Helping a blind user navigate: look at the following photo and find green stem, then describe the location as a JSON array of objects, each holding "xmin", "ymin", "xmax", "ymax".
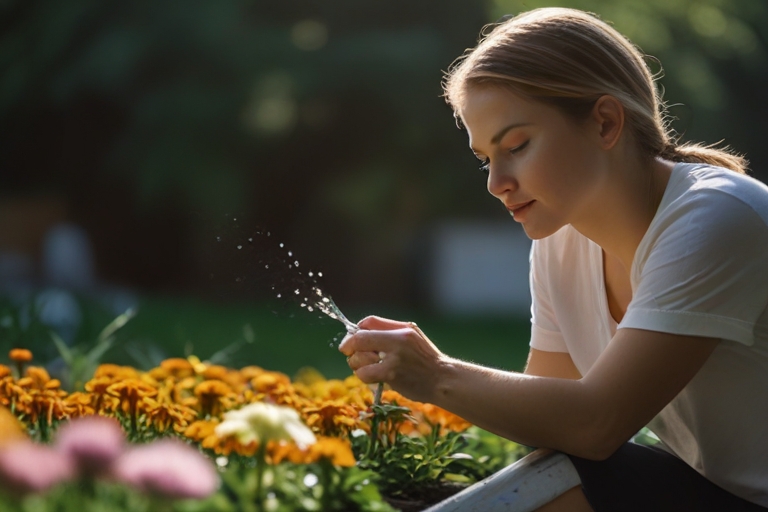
[
  {"xmin": 319, "ymin": 459, "xmax": 334, "ymax": 511},
  {"xmin": 255, "ymin": 443, "xmax": 266, "ymax": 512}
]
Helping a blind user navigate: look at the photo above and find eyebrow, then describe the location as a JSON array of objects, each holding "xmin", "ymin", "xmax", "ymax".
[{"xmin": 471, "ymin": 122, "xmax": 532, "ymax": 153}]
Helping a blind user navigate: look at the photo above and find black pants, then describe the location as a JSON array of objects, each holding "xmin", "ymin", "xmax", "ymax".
[{"xmin": 567, "ymin": 443, "xmax": 767, "ymax": 512}]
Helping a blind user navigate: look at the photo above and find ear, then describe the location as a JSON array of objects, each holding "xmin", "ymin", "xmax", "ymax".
[{"xmin": 591, "ymin": 95, "xmax": 625, "ymax": 150}]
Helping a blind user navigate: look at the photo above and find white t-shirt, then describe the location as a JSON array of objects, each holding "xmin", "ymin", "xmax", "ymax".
[{"xmin": 529, "ymin": 162, "xmax": 768, "ymax": 506}]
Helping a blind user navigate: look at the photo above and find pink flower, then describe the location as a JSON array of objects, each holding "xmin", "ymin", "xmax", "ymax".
[
  {"xmin": 0, "ymin": 441, "xmax": 75, "ymax": 494},
  {"xmin": 54, "ymin": 415, "xmax": 125, "ymax": 476},
  {"xmin": 112, "ymin": 438, "xmax": 218, "ymax": 499}
]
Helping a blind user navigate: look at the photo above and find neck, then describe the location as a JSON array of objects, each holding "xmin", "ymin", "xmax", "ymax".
[{"xmin": 572, "ymin": 157, "xmax": 674, "ymax": 271}]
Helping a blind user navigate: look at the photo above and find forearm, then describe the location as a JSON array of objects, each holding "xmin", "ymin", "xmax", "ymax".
[{"xmin": 431, "ymin": 356, "xmax": 621, "ymax": 459}]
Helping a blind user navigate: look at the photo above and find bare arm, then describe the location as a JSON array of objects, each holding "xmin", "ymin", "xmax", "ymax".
[
  {"xmin": 524, "ymin": 348, "xmax": 582, "ymax": 380},
  {"xmin": 340, "ymin": 316, "xmax": 718, "ymax": 460}
]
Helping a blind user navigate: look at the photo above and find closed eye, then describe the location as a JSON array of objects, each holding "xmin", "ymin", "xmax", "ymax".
[{"xmin": 510, "ymin": 140, "xmax": 529, "ymax": 154}]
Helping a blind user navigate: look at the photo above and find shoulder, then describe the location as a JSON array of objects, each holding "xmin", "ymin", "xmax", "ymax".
[{"xmin": 666, "ymin": 163, "xmax": 768, "ymax": 224}]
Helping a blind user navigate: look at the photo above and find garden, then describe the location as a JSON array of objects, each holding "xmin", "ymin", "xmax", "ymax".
[{"xmin": 0, "ymin": 299, "xmax": 530, "ymax": 511}]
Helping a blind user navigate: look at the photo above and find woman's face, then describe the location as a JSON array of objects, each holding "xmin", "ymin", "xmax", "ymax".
[{"xmin": 459, "ymin": 85, "xmax": 608, "ymax": 239}]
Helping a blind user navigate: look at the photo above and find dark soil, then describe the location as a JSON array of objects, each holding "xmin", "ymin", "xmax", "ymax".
[{"xmin": 383, "ymin": 482, "xmax": 469, "ymax": 512}]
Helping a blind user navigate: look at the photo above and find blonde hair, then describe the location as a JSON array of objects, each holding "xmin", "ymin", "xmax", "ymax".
[{"xmin": 443, "ymin": 8, "xmax": 747, "ymax": 173}]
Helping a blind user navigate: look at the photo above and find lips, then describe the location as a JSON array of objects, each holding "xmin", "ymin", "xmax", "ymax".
[{"xmin": 506, "ymin": 200, "xmax": 534, "ymax": 214}]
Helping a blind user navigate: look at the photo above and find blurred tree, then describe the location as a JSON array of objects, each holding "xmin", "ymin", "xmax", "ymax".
[{"xmin": 1, "ymin": 0, "xmax": 766, "ymax": 306}]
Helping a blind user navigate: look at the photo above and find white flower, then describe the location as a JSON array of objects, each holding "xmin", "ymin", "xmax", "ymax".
[{"xmin": 215, "ymin": 402, "xmax": 316, "ymax": 446}]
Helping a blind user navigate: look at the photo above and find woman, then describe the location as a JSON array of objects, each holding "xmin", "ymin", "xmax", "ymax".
[{"xmin": 340, "ymin": 8, "xmax": 768, "ymax": 511}]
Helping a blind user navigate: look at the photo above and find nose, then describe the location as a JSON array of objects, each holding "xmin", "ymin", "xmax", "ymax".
[{"xmin": 486, "ymin": 162, "xmax": 518, "ymax": 200}]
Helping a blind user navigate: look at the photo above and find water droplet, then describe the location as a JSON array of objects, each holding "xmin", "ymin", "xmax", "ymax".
[
  {"xmin": 294, "ymin": 289, "xmax": 300, "ymax": 294},
  {"xmin": 233, "ymin": 217, "xmax": 237, "ymax": 221},
  {"xmin": 235, "ymin": 277, "xmax": 241, "ymax": 282},
  {"xmin": 288, "ymin": 251, "xmax": 293, "ymax": 257},
  {"xmin": 267, "ymin": 232, "xmax": 271, "ymax": 236},
  {"xmin": 288, "ymin": 264, "xmax": 292, "ymax": 269},
  {"xmin": 248, "ymin": 238, "xmax": 253, "ymax": 242},
  {"xmin": 279, "ymin": 243, "xmax": 284, "ymax": 248},
  {"xmin": 294, "ymin": 261, "xmax": 299, "ymax": 267},
  {"xmin": 300, "ymin": 303, "xmax": 306, "ymax": 307},
  {"xmin": 318, "ymin": 272, "xmax": 323, "ymax": 277},
  {"xmin": 307, "ymin": 306, "xmax": 314, "ymax": 312},
  {"xmin": 322, "ymin": 297, "xmax": 330, "ymax": 303},
  {"xmin": 265, "ymin": 264, "xmax": 269, "ymax": 269},
  {"xmin": 329, "ymin": 342, "xmax": 335, "ymax": 348},
  {"xmin": 316, "ymin": 289, "xmax": 323, "ymax": 296},
  {"xmin": 237, "ymin": 245, "xmax": 242, "ymax": 249},
  {"xmin": 276, "ymin": 293, "xmax": 282, "ymax": 298},
  {"xmin": 308, "ymin": 272, "xmax": 314, "ymax": 277},
  {"xmin": 216, "ymin": 236, "xmax": 221, "ymax": 242}
]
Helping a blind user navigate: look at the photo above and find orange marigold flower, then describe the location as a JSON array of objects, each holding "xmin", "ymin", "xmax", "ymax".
[
  {"xmin": 238, "ymin": 365, "xmax": 265, "ymax": 381},
  {"xmin": 0, "ymin": 377, "xmax": 15, "ymax": 407},
  {"xmin": 271, "ymin": 437, "xmax": 355, "ymax": 467},
  {"xmin": 251, "ymin": 371, "xmax": 291, "ymax": 393},
  {"xmin": 381, "ymin": 390, "xmax": 471, "ymax": 435},
  {"xmin": 15, "ymin": 387, "xmax": 72, "ymax": 427},
  {"xmin": 0, "ymin": 406, "xmax": 26, "ymax": 446},
  {"xmin": 63, "ymin": 392, "xmax": 95, "ymax": 418},
  {"xmin": 0, "ymin": 365, "xmax": 12, "ymax": 379},
  {"xmin": 144, "ymin": 397, "xmax": 197, "ymax": 433},
  {"xmin": 159, "ymin": 358, "xmax": 195, "ymax": 379},
  {"xmin": 8, "ymin": 349, "xmax": 32, "ymax": 363},
  {"xmin": 93, "ymin": 364, "xmax": 140, "ymax": 381},
  {"xmin": 107, "ymin": 379, "xmax": 158, "ymax": 431},
  {"xmin": 201, "ymin": 365, "xmax": 228, "ymax": 381},
  {"xmin": 84, "ymin": 377, "xmax": 120, "ymax": 414},
  {"xmin": 194, "ymin": 380, "xmax": 236, "ymax": 418},
  {"xmin": 17, "ymin": 367, "xmax": 52, "ymax": 390},
  {"xmin": 307, "ymin": 437, "xmax": 356, "ymax": 467},
  {"xmin": 302, "ymin": 399, "xmax": 361, "ymax": 437}
]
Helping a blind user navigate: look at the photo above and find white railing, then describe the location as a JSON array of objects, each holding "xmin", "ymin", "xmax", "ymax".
[{"xmin": 423, "ymin": 449, "xmax": 580, "ymax": 512}]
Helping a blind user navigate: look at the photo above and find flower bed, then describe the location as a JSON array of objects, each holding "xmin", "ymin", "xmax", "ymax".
[{"xmin": 0, "ymin": 350, "xmax": 527, "ymax": 511}]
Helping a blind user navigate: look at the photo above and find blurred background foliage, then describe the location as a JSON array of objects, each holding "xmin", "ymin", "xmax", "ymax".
[{"xmin": 1, "ymin": 0, "xmax": 767, "ymax": 376}]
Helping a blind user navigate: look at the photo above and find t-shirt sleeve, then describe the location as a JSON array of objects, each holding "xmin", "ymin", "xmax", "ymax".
[
  {"xmin": 621, "ymin": 191, "xmax": 768, "ymax": 346},
  {"xmin": 529, "ymin": 239, "xmax": 569, "ymax": 352}
]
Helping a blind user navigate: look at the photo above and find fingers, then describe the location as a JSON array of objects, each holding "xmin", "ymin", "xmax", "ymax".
[
  {"xmin": 357, "ymin": 315, "xmax": 412, "ymax": 331},
  {"xmin": 338, "ymin": 327, "xmax": 411, "ymax": 356},
  {"xmin": 346, "ymin": 351, "xmax": 381, "ymax": 370}
]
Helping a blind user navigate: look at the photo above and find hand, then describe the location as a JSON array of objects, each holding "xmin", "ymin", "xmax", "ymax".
[{"xmin": 339, "ymin": 315, "xmax": 448, "ymax": 403}]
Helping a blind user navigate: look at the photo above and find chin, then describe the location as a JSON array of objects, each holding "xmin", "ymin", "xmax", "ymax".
[{"xmin": 521, "ymin": 222, "xmax": 563, "ymax": 241}]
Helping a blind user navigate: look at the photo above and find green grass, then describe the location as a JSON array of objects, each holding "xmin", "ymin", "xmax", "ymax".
[{"xmin": 109, "ymin": 295, "xmax": 531, "ymax": 380}]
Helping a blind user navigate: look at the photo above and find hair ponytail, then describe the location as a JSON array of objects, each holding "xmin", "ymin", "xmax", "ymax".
[
  {"xmin": 443, "ymin": 8, "xmax": 748, "ymax": 175},
  {"xmin": 659, "ymin": 141, "xmax": 748, "ymax": 174}
]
